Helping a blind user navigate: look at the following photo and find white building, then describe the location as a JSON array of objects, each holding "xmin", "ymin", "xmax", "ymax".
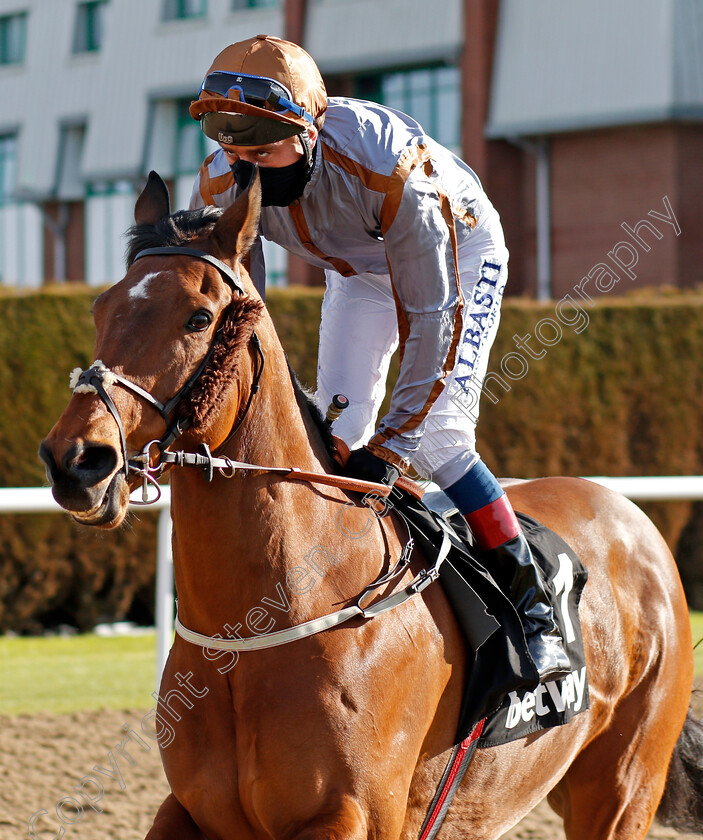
[
  {"xmin": 4, "ymin": 0, "xmax": 701, "ymax": 296},
  {"xmin": 0, "ymin": 0, "xmax": 464, "ymax": 288}
]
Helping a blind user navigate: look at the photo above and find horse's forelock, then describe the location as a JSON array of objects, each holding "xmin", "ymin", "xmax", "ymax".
[{"xmin": 124, "ymin": 206, "xmax": 224, "ymax": 267}]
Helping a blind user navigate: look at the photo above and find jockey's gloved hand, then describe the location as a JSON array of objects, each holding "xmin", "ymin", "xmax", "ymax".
[{"xmin": 344, "ymin": 447, "xmax": 400, "ymax": 487}]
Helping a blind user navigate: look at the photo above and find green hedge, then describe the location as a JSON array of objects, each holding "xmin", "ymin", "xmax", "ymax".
[{"xmin": 0, "ymin": 285, "xmax": 701, "ymax": 630}]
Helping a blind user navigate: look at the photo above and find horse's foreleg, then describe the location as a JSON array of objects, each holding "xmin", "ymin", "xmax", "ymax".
[{"xmin": 144, "ymin": 793, "xmax": 208, "ymax": 840}]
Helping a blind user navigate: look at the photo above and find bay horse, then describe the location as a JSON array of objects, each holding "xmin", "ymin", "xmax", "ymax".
[{"xmin": 40, "ymin": 171, "xmax": 703, "ymax": 840}]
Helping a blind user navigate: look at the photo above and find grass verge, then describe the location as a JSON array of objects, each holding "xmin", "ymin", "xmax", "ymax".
[
  {"xmin": 0, "ymin": 632, "xmax": 157, "ymax": 715},
  {"xmin": 2, "ymin": 614, "xmax": 702, "ymax": 716}
]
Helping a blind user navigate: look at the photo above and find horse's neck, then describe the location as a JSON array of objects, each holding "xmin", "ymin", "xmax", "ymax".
[
  {"xmin": 170, "ymin": 315, "xmax": 367, "ymax": 632},
  {"xmin": 232, "ymin": 339, "xmax": 329, "ymax": 476},
  {"xmin": 226, "ymin": 313, "xmax": 330, "ymax": 480},
  {"xmin": 174, "ymin": 312, "xmax": 332, "ymax": 525}
]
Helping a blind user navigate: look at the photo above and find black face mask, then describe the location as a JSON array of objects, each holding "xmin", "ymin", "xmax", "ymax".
[{"xmin": 231, "ymin": 136, "xmax": 316, "ymax": 207}]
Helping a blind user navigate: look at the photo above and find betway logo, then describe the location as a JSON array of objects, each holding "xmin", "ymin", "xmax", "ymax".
[{"xmin": 505, "ymin": 667, "xmax": 587, "ymax": 730}]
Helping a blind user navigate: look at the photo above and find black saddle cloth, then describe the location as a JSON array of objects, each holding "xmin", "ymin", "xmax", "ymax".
[{"xmin": 388, "ymin": 487, "xmax": 589, "ymax": 745}]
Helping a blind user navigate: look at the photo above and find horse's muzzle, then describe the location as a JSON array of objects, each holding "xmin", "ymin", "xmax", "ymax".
[
  {"xmin": 38, "ymin": 438, "xmax": 128, "ymax": 526},
  {"xmin": 40, "ymin": 439, "xmax": 118, "ymax": 487}
]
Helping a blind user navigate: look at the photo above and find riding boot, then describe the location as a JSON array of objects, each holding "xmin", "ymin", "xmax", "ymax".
[{"xmin": 465, "ymin": 494, "xmax": 572, "ymax": 682}]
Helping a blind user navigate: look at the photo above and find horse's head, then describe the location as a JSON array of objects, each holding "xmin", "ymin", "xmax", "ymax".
[{"xmin": 39, "ymin": 171, "xmax": 264, "ymax": 528}]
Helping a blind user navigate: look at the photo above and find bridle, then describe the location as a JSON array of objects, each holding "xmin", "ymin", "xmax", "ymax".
[
  {"xmin": 71, "ymin": 246, "xmax": 264, "ymax": 500},
  {"xmin": 70, "ymin": 245, "xmax": 394, "ymax": 504},
  {"xmin": 69, "ymin": 244, "xmax": 441, "ymax": 654}
]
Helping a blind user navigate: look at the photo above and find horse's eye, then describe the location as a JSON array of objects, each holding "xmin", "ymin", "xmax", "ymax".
[{"xmin": 186, "ymin": 310, "xmax": 213, "ymax": 332}]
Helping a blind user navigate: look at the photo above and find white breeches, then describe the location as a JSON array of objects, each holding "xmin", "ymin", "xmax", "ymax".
[{"xmin": 315, "ymin": 210, "xmax": 509, "ymax": 489}]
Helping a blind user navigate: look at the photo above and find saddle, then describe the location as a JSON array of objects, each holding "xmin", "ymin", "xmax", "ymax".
[
  {"xmin": 380, "ymin": 483, "xmax": 590, "ymax": 745},
  {"xmin": 330, "ymin": 435, "xmax": 589, "ymax": 744}
]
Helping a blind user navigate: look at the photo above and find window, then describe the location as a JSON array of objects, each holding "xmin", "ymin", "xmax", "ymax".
[
  {"xmin": 172, "ymin": 98, "xmax": 217, "ymax": 208},
  {"xmin": 0, "ymin": 133, "xmax": 43, "ymax": 287},
  {"xmin": 232, "ymin": 0, "xmax": 278, "ymax": 9},
  {"xmin": 261, "ymin": 239, "xmax": 288, "ymax": 287},
  {"xmin": 356, "ymin": 65, "xmax": 461, "ymax": 153},
  {"xmin": 73, "ymin": 1, "xmax": 107, "ymax": 53},
  {"xmin": 57, "ymin": 125, "xmax": 86, "ymax": 200},
  {"xmin": 0, "ymin": 135, "xmax": 17, "ymax": 204},
  {"xmin": 175, "ymin": 98, "xmax": 215, "ymax": 175},
  {"xmin": 85, "ymin": 180, "xmax": 134, "ymax": 285},
  {"xmin": 0, "ymin": 12, "xmax": 27, "ymax": 65},
  {"xmin": 163, "ymin": 0, "xmax": 206, "ymax": 20}
]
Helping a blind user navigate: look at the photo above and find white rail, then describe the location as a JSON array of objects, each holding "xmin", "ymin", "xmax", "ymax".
[
  {"xmin": 584, "ymin": 475, "xmax": 703, "ymax": 501},
  {"xmin": 1, "ymin": 476, "xmax": 702, "ymax": 685},
  {"xmin": 0, "ymin": 485, "xmax": 172, "ymax": 687}
]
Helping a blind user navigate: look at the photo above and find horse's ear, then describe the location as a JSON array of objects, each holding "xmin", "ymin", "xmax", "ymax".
[
  {"xmin": 211, "ymin": 169, "xmax": 262, "ymax": 260},
  {"xmin": 134, "ymin": 171, "xmax": 171, "ymax": 225}
]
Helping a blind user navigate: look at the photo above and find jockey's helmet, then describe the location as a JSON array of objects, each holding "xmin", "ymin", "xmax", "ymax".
[{"xmin": 190, "ymin": 34, "xmax": 328, "ymax": 147}]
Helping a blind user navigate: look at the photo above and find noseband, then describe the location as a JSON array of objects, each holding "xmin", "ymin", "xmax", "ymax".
[{"xmin": 70, "ymin": 246, "xmax": 263, "ymax": 497}]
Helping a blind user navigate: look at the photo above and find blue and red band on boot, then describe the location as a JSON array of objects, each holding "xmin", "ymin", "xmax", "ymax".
[{"xmin": 444, "ymin": 460, "xmax": 520, "ymax": 550}]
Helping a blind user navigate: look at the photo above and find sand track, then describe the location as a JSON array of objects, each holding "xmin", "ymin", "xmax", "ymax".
[{"xmin": 2, "ymin": 706, "xmax": 699, "ymax": 840}]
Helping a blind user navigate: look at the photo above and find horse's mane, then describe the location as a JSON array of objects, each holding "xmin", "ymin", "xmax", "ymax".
[
  {"xmin": 287, "ymin": 362, "xmax": 337, "ymax": 460},
  {"xmin": 124, "ymin": 207, "xmax": 223, "ymax": 266},
  {"xmin": 127, "ymin": 207, "xmax": 336, "ymax": 460}
]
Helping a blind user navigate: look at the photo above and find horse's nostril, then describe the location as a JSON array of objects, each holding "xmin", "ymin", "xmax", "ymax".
[
  {"xmin": 63, "ymin": 443, "xmax": 118, "ymax": 484},
  {"xmin": 38, "ymin": 440, "xmax": 57, "ymax": 473}
]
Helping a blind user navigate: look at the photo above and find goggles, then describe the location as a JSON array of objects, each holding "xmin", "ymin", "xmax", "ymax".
[{"xmin": 198, "ymin": 71, "xmax": 314, "ymax": 125}]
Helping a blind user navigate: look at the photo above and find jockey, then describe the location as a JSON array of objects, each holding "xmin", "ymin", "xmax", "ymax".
[{"xmin": 189, "ymin": 34, "xmax": 570, "ymax": 682}]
